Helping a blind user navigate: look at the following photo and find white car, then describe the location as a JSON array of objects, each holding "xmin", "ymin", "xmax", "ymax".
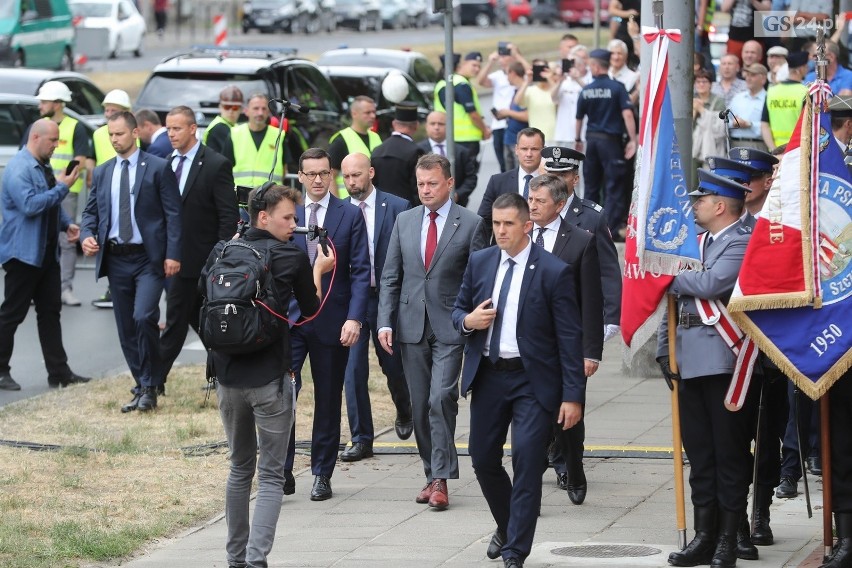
[{"xmin": 69, "ymin": 0, "xmax": 146, "ymax": 59}]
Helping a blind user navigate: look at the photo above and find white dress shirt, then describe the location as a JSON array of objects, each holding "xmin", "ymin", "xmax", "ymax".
[
  {"xmin": 350, "ymin": 187, "xmax": 377, "ymax": 284},
  {"xmin": 420, "ymin": 198, "xmax": 452, "ymax": 265},
  {"xmin": 517, "ymin": 168, "xmax": 540, "ymax": 196},
  {"xmin": 483, "ymin": 239, "xmax": 532, "ymax": 359},
  {"xmin": 559, "ymin": 193, "xmax": 577, "ymax": 218},
  {"xmin": 305, "ymin": 190, "xmax": 331, "ymax": 227},
  {"xmin": 108, "ymin": 149, "xmax": 142, "ymax": 244},
  {"xmin": 532, "ymin": 216, "xmax": 562, "ymax": 252},
  {"xmin": 428, "ymin": 138, "xmax": 448, "ymax": 156}
]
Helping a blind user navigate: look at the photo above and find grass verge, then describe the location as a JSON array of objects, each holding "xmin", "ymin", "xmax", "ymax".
[{"xmin": 0, "ymin": 362, "xmax": 396, "ymax": 568}]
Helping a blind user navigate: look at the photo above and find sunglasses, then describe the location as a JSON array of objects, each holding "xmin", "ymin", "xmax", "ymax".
[{"xmin": 221, "ymin": 104, "xmax": 241, "ymax": 111}]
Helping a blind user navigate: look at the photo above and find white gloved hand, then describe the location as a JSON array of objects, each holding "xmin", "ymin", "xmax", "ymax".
[{"xmin": 604, "ymin": 324, "xmax": 621, "ymax": 342}]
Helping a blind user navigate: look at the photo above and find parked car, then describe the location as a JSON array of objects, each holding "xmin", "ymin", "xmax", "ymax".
[
  {"xmin": 507, "ymin": 0, "xmax": 531, "ymax": 24},
  {"xmin": 457, "ymin": 0, "xmax": 496, "ymax": 27},
  {"xmin": 135, "ymin": 45, "xmax": 345, "ymax": 172},
  {"xmin": 379, "ymin": 0, "xmax": 430, "ymax": 29},
  {"xmin": 68, "ymin": 0, "xmax": 145, "ymax": 59},
  {"xmin": 0, "ymin": 92, "xmax": 96, "ymax": 185},
  {"xmin": 320, "ymin": 65, "xmax": 431, "ymax": 139},
  {"xmin": 242, "ymin": 0, "xmax": 335, "ymax": 34},
  {"xmin": 316, "ymin": 47, "xmax": 438, "ymax": 99},
  {"xmin": 0, "ymin": 0, "xmax": 76, "ymax": 69},
  {"xmin": 0, "ymin": 68, "xmax": 105, "ymax": 125},
  {"xmin": 531, "ymin": 0, "xmax": 609, "ymax": 26},
  {"xmin": 332, "ymin": 0, "xmax": 381, "ymax": 31}
]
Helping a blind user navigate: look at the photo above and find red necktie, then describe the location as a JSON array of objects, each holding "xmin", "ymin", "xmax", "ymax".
[{"xmin": 425, "ymin": 211, "xmax": 438, "ymax": 270}]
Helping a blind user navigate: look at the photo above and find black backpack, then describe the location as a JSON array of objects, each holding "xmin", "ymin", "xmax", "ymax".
[{"xmin": 200, "ymin": 239, "xmax": 283, "ymax": 354}]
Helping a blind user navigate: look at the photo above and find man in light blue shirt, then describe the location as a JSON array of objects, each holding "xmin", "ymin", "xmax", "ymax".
[
  {"xmin": 804, "ymin": 40, "xmax": 852, "ymax": 95},
  {"xmin": 729, "ymin": 63, "xmax": 769, "ymax": 151}
]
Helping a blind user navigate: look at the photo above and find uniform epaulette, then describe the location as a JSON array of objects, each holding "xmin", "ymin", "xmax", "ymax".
[
  {"xmin": 737, "ymin": 225, "xmax": 752, "ymax": 235},
  {"xmin": 582, "ymin": 199, "xmax": 603, "ymax": 213}
]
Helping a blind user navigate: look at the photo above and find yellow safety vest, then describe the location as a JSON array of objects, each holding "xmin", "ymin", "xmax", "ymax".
[
  {"xmin": 202, "ymin": 115, "xmax": 235, "ymax": 144},
  {"xmin": 766, "ymin": 81, "xmax": 808, "ymax": 147},
  {"xmin": 51, "ymin": 116, "xmax": 84, "ymax": 193},
  {"xmin": 93, "ymin": 125, "xmax": 140, "ymax": 166},
  {"xmin": 433, "ymin": 74, "xmax": 483, "ymax": 143},
  {"xmin": 231, "ymin": 124, "xmax": 284, "ymax": 188},
  {"xmin": 329, "ymin": 127, "xmax": 382, "ymax": 196}
]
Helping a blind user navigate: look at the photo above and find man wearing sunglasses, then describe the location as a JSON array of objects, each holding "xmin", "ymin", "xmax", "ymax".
[{"xmin": 203, "ymin": 85, "xmax": 244, "ymax": 156}]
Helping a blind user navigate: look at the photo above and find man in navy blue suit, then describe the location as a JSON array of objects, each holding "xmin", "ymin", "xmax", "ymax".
[
  {"xmin": 339, "ymin": 152, "xmax": 413, "ymax": 462},
  {"xmin": 81, "ymin": 111, "xmax": 182, "ymax": 413},
  {"xmin": 452, "ymin": 193, "xmax": 585, "ymax": 568},
  {"xmin": 282, "ymin": 147, "xmax": 371, "ymax": 501},
  {"xmin": 134, "ymin": 109, "xmax": 173, "ymax": 159}
]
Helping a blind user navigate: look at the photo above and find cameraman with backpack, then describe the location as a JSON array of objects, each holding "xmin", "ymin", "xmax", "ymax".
[{"xmin": 200, "ymin": 184, "xmax": 334, "ymax": 568}]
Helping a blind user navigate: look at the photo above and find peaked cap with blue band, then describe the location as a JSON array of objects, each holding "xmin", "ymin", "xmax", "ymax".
[
  {"xmin": 728, "ymin": 146, "xmax": 778, "ymax": 173},
  {"xmin": 690, "ymin": 169, "xmax": 752, "ymax": 199}
]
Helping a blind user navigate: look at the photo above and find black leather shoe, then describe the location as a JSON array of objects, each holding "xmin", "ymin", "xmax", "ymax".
[
  {"xmin": 0, "ymin": 372, "xmax": 21, "ymax": 391},
  {"xmin": 157, "ymin": 384, "xmax": 166, "ymax": 396},
  {"xmin": 567, "ymin": 476, "xmax": 587, "ymax": 505},
  {"xmin": 283, "ymin": 470, "xmax": 295, "ymax": 495},
  {"xmin": 340, "ymin": 442, "xmax": 374, "ymax": 462},
  {"xmin": 487, "ymin": 528, "xmax": 505, "ymax": 559},
  {"xmin": 121, "ymin": 394, "xmax": 141, "ymax": 413},
  {"xmin": 556, "ymin": 472, "xmax": 568, "ymax": 490},
  {"xmin": 48, "ymin": 372, "xmax": 91, "ymax": 388},
  {"xmin": 310, "ymin": 475, "xmax": 332, "ymax": 501},
  {"xmin": 737, "ymin": 513, "xmax": 759, "ymax": 560},
  {"xmin": 137, "ymin": 387, "xmax": 158, "ymax": 411},
  {"xmin": 395, "ymin": 416, "xmax": 414, "ymax": 440},
  {"xmin": 751, "ymin": 485, "xmax": 774, "ymax": 546},
  {"xmin": 776, "ymin": 476, "xmax": 798, "ymax": 498},
  {"xmin": 808, "ymin": 456, "xmax": 823, "ymax": 476},
  {"xmin": 504, "ymin": 558, "xmax": 523, "ymax": 567}
]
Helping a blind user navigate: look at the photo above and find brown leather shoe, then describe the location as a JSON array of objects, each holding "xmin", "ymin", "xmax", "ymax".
[
  {"xmin": 428, "ymin": 479, "xmax": 449, "ymax": 510},
  {"xmin": 415, "ymin": 482, "xmax": 433, "ymax": 504}
]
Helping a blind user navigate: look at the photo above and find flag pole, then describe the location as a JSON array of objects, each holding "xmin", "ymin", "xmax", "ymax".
[{"xmin": 667, "ymin": 293, "xmax": 687, "ymax": 550}]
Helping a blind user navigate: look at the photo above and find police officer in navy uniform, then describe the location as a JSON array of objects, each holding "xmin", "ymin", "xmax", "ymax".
[
  {"xmin": 657, "ymin": 169, "xmax": 759, "ymax": 568},
  {"xmin": 574, "ymin": 49, "xmax": 637, "ymax": 237},
  {"xmin": 726, "ymin": 147, "xmax": 778, "ymax": 229}
]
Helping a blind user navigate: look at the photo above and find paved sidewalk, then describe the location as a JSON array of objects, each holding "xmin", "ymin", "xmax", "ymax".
[{"xmin": 114, "ymin": 340, "xmax": 827, "ymax": 567}]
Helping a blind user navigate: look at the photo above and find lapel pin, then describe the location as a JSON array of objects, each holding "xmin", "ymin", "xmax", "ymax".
[
  {"xmin": 140, "ymin": 162, "xmax": 146, "ymax": 166},
  {"xmin": 382, "ymin": 202, "xmax": 386, "ymax": 207},
  {"xmin": 529, "ymin": 264, "xmax": 535, "ymax": 270},
  {"xmin": 573, "ymin": 207, "xmax": 579, "ymax": 213},
  {"xmin": 453, "ymin": 222, "xmax": 459, "ymax": 227}
]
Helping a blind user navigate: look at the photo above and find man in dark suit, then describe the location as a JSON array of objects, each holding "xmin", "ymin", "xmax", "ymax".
[
  {"xmin": 134, "ymin": 109, "xmax": 173, "ymax": 159},
  {"xmin": 527, "ymin": 173, "xmax": 602, "ymax": 504},
  {"xmin": 476, "ymin": 127, "xmax": 545, "ymax": 236},
  {"xmin": 545, "ymin": 146, "xmax": 623, "ymax": 342},
  {"xmin": 158, "ymin": 106, "xmax": 239, "ymax": 386},
  {"xmin": 339, "ymin": 152, "xmax": 413, "ymax": 462},
  {"xmin": 453, "ymin": 192, "xmax": 585, "ymax": 568},
  {"xmin": 281, "ymin": 148, "xmax": 371, "ymax": 501},
  {"xmin": 418, "ymin": 111, "xmax": 478, "ymax": 207},
  {"xmin": 378, "ymin": 153, "xmax": 482, "ymax": 510},
  {"xmin": 80, "ymin": 111, "xmax": 182, "ymax": 412},
  {"xmin": 370, "ymin": 105, "xmax": 425, "ymax": 205}
]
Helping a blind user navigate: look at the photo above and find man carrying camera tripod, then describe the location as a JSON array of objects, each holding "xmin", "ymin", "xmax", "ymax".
[{"xmin": 201, "ymin": 184, "xmax": 334, "ymax": 568}]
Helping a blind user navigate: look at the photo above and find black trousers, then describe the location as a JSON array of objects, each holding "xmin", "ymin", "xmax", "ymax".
[
  {"xmin": 552, "ymin": 410, "xmax": 585, "ymax": 484},
  {"xmin": 679, "ymin": 374, "xmax": 758, "ymax": 514},
  {"xmin": 830, "ymin": 372, "xmax": 852, "ymax": 512},
  {"xmin": 457, "ymin": 141, "xmax": 481, "ymax": 173},
  {"xmin": 583, "ymin": 133, "xmax": 628, "ymax": 234},
  {"xmin": 159, "ymin": 275, "xmax": 202, "ymax": 382},
  {"xmin": 753, "ymin": 369, "xmax": 789, "ymax": 489},
  {"xmin": 0, "ymin": 256, "xmax": 71, "ymax": 379}
]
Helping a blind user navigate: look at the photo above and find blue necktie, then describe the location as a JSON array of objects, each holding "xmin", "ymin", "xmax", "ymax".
[
  {"xmin": 489, "ymin": 258, "xmax": 515, "ymax": 364},
  {"xmin": 522, "ymin": 174, "xmax": 533, "ymax": 201}
]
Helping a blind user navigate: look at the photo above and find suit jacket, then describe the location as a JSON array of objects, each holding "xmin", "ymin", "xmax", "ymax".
[
  {"xmin": 656, "ymin": 221, "xmax": 751, "ymax": 379},
  {"xmin": 291, "ymin": 193, "xmax": 371, "ymax": 346},
  {"xmin": 346, "ymin": 188, "xmax": 410, "ymax": 289},
  {"xmin": 370, "ymin": 134, "xmax": 425, "ymax": 205},
  {"xmin": 477, "ymin": 167, "xmax": 526, "ymax": 224},
  {"xmin": 81, "ymin": 150, "xmax": 182, "ymax": 279},
  {"xmin": 549, "ymin": 219, "xmax": 604, "ymax": 361},
  {"xmin": 417, "ymin": 139, "xmax": 478, "ymax": 207},
  {"xmin": 562, "ymin": 196, "xmax": 623, "ymax": 325},
  {"xmin": 146, "ymin": 131, "xmax": 173, "ymax": 159},
  {"xmin": 175, "ymin": 144, "xmax": 239, "ymax": 279},
  {"xmin": 378, "ymin": 201, "xmax": 483, "ymax": 345},
  {"xmin": 452, "ymin": 244, "xmax": 586, "ymax": 411}
]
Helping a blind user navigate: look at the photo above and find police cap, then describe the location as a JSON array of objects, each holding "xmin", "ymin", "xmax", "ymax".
[
  {"xmin": 394, "ymin": 104, "xmax": 419, "ymax": 122},
  {"xmin": 691, "ymin": 169, "xmax": 752, "ymax": 199},
  {"xmin": 728, "ymin": 147, "xmax": 779, "ymax": 173},
  {"xmin": 829, "ymin": 95, "xmax": 852, "ymax": 119},
  {"xmin": 542, "ymin": 146, "xmax": 584, "ymax": 171},
  {"xmin": 786, "ymin": 51, "xmax": 809, "ymax": 69},
  {"xmin": 707, "ymin": 156, "xmax": 762, "ymax": 183},
  {"xmin": 589, "ymin": 49, "xmax": 611, "ymax": 63}
]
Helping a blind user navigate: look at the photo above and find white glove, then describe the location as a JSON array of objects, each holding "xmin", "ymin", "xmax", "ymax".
[{"xmin": 604, "ymin": 324, "xmax": 621, "ymax": 342}]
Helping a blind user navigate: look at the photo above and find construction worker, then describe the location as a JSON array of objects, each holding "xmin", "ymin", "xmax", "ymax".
[
  {"xmin": 33, "ymin": 81, "xmax": 91, "ymax": 307},
  {"xmin": 327, "ymin": 95, "xmax": 381, "ymax": 197},
  {"xmin": 203, "ymin": 85, "xmax": 244, "ymax": 155},
  {"xmin": 224, "ymin": 93, "xmax": 285, "ymax": 199}
]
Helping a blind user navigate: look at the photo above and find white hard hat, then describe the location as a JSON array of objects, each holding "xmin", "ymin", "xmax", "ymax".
[
  {"xmin": 36, "ymin": 81, "xmax": 72, "ymax": 103},
  {"xmin": 102, "ymin": 89, "xmax": 132, "ymax": 110}
]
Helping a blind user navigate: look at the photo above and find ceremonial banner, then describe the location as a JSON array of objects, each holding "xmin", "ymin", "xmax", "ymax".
[
  {"xmin": 729, "ymin": 96, "xmax": 852, "ymax": 399},
  {"xmin": 621, "ymin": 27, "xmax": 701, "ymax": 363}
]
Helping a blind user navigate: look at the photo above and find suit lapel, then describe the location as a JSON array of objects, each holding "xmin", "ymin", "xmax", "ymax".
[
  {"xmin": 516, "ymin": 245, "xmax": 540, "ymax": 322},
  {"xmin": 426, "ymin": 202, "xmax": 460, "ymax": 275},
  {"xmin": 181, "ymin": 146, "xmax": 204, "ymax": 202},
  {"xmin": 133, "ymin": 153, "xmax": 148, "ymax": 198},
  {"xmin": 374, "ymin": 192, "xmax": 389, "ymax": 236},
  {"xmin": 323, "ymin": 194, "xmax": 345, "ymax": 238},
  {"xmin": 551, "ymin": 221, "xmax": 570, "ymax": 258},
  {"xmin": 104, "ymin": 159, "xmax": 117, "ymax": 219}
]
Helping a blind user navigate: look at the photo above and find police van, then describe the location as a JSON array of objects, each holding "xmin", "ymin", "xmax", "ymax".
[{"xmin": 0, "ymin": 0, "xmax": 76, "ymax": 70}]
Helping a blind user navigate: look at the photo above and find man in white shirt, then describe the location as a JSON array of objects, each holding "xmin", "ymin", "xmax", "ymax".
[{"xmin": 729, "ymin": 63, "xmax": 770, "ymax": 151}]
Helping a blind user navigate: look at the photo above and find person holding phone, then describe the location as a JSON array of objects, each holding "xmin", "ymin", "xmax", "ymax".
[{"xmin": 512, "ymin": 59, "xmax": 558, "ymax": 143}]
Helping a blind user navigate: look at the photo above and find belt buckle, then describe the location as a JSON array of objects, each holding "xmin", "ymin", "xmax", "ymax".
[{"xmin": 678, "ymin": 311, "xmax": 690, "ymax": 329}]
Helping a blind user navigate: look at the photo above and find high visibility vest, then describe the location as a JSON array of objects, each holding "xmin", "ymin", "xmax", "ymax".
[
  {"xmin": 202, "ymin": 115, "xmax": 235, "ymax": 144},
  {"xmin": 433, "ymin": 74, "xmax": 483, "ymax": 143},
  {"xmin": 93, "ymin": 125, "xmax": 140, "ymax": 166},
  {"xmin": 51, "ymin": 116, "xmax": 84, "ymax": 193},
  {"xmin": 766, "ymin": 81, "xmax": 808, "ymax": 147},
  {"xmin": 231, "ymin": 124, "xmax": 284, "ymax": 188},
  {"xmin": 329, "ymin": 127, "xmax": 381, "ymax": 195}
]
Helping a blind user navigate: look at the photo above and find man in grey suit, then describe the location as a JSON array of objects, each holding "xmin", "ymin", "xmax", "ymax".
[
  {"xmin": 657, "ymin": 169, "xmax": 758, "ymax": 568},
  {"xmin": 378, "ymin": 153, "xmax": 483, "ymax": 510}
]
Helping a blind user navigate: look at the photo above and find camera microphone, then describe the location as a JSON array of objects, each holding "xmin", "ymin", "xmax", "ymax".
[
  {"xmin": 293, "ymin": 225, "xmax": 329, "ymax": 254},
  {"xmin": 718, "ymin": 108, "xmax": 731, "ymax": 120},
  {"xmin": 268, "ymin": 98, "xmax": 310, "ymax": 115}
]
